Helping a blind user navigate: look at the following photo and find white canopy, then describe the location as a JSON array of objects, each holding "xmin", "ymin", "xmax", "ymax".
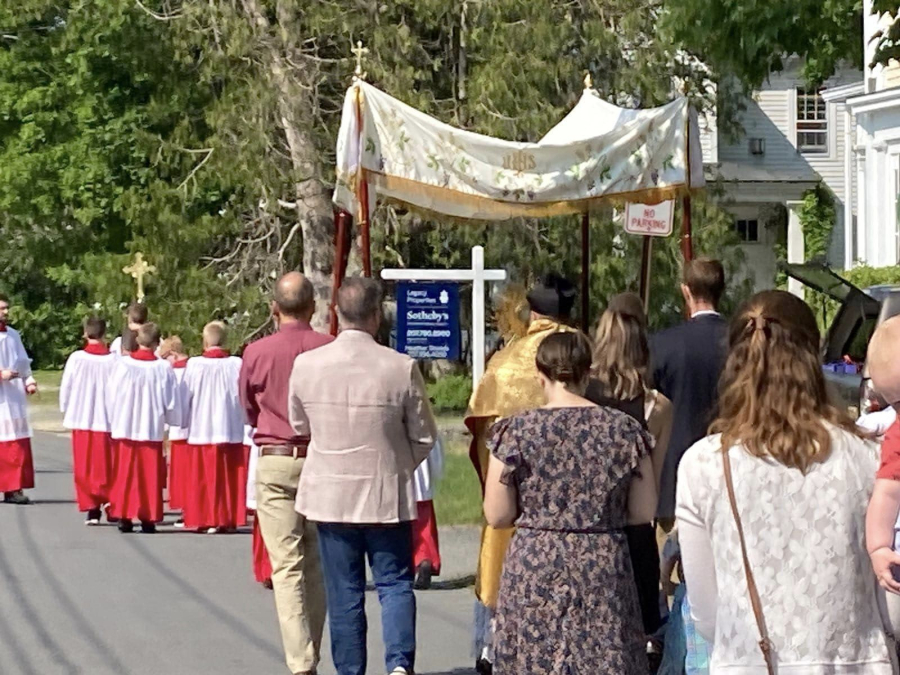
[{"xmin": 334, "ymin": 81, "xmax": 704, "ymax": 222}]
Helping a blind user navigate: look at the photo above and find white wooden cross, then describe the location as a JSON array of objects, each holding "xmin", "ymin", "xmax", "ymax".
[{"xmin": 381, "ymin": 246, "xmax": 507, "ymax": 389}]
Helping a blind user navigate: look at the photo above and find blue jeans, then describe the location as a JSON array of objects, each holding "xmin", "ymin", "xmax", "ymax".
[{"xmin": 317, "ymin": 522, "xmax": 416, "ymax": 675}]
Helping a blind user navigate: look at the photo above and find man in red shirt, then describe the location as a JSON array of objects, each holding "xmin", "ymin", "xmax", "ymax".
[{"xmin": 239, "ymin": 272, "xmax": 333, "ymax": 675}]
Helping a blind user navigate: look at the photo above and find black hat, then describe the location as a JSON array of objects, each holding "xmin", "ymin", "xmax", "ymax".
[{"xmin": 527, "ymin": 273, "xmax": 577, "ymax": 320}]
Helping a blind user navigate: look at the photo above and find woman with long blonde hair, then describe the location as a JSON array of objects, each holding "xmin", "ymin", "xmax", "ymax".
[
  {"xmin": 676, "ymin": 290, "xmax": 897, "ymax": 673},
  {"xmin": 587, "ymin": 292, "xmax": 673, "ymax": 639}
]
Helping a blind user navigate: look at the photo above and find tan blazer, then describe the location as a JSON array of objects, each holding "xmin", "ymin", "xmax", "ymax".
[{"xmin": 290, "ymin": 330, "xmax": 437, "ymax": 524}]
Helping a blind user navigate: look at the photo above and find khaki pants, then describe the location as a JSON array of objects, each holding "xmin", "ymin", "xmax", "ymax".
[{"xmin": 256, "ymin": 453, "xmax": 326, "ymax": 675}]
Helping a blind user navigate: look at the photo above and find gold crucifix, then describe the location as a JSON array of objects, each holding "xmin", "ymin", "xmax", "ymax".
[
  {"xmin": 122, "ymin": 252, "xmax": 156, "ymax": 303},
  {"xmin": 352, "ymin": 40, "xmax": 369, "ymax": 81}
]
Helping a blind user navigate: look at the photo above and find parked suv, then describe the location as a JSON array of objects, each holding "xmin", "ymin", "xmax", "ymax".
[{"xmin": 781, "ymin": 263, "xmax": 900, "ymax": 414}]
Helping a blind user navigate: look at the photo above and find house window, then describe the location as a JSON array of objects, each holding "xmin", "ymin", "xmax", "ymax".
[
  {"xmin": 734, "ymin": 218, "xmax": 760, "ymax": 243},
  {"xmin": 796, "ymin": 88, "xmax": 828, "ymax": 154}
]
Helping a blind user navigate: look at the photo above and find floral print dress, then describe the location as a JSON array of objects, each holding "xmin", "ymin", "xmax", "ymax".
[{"xmin": 490, "ymin": 406, "xmax": 651, "ymax": 675}]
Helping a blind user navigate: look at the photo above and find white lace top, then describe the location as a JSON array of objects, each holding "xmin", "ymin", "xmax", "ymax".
[{"xmin": 676, "ymin": 427, "xmax": 897, "ymax": 674}]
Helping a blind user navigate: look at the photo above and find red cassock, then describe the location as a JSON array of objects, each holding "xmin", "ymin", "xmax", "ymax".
[
  {"xmin": 251, "ymin": 515, "xmax": 272, "ymax": 584},
  {"xmin": 71, "ymin": 430, "xmax": 114, "ymax": 511},
  {"xmin": 167, "ymin": 439, "xmax": 190, "ymax": 510},
  {"xmin": 182, "ymin": 443, "xmax": 248, "ymax": 529},
  {"xmin": 412, "ymin": 499, "xmax": 441, "ymax": 574},
  {"xmin": 108, "ymin": 440, "xmax": 166, "ymax": 523},
  {"xmin": 0, "ymin": 438, "xmax": 35, "ymax": 493}
]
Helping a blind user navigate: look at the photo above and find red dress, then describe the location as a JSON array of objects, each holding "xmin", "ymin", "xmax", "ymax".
[
  {"xmin": 108, "ymin": 440, "xmax": 166, "ymax": 522},
  {"xmin": 71, "ymin": 430, "xmax": 114, "ymax": 510}
]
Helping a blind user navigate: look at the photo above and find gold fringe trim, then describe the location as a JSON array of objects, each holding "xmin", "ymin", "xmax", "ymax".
[{"xmin": 361, "ymin": 170, "xmax": 695, "ymax": 221}]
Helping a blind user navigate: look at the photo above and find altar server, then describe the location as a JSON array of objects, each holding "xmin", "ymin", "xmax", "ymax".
[
  {"xmin": 110, "ymin": 302, "xmax": 148, "ymax": 357},
  {"xmin": 60, "ymin": 316, "xmax": 117, "ymax": 524},
  {"xmin": 412, "ymin": 437, "xmax": 444, "ymax": 589},
  {"xmin": 159, "ymin": 336, "xmax": 190, "ymax": 524},
  {"xmin": 246, "ymin": 428, "xmax": 273, "ymax": 588},
  {"xmin": 181, "ymin": 321, "xmax": 246, "ymax": 533},
  {"xmin": 107, "ymin": 323, "xmax": 180, "ymax": 533},
  {"xmin": 0, "ymin": 293, "xmax": 37, "ymax": 505}
]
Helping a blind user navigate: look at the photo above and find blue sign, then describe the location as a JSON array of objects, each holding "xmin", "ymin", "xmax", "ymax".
[{"xmin": 396, "ymin": 282, "xmax": 461, "ymax": 360}]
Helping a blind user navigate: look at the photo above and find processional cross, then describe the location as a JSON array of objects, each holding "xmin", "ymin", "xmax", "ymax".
[
  {"xmin": 122, "ymin": 252, "xmax": 156, "ymax": 303},
  {"xmin": 352, "ymin": 40, "xmax": 369, "ymax": 81}
]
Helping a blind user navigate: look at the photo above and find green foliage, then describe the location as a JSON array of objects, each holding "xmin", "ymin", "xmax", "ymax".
[
  {"xmin": 809, "ymin": 265, "xmax": 900, "ymax": 332},
  {"xmin": 664, "ymin": 0, "xmax": 863, "ymax": 89},
  {"xmin": 799, "ymin": 184, "xmax": 836, "ymax": 263},
  {"xmin": 871, "ymin": 2, "xmax": 900, "ymax": 69},
  {"xmin": 0, "ymin": 0, "xmax": 750, "ymax": 367},
  {"xmin": 427, "ymin": 374, "xmax": 474, "ymax": 413}
]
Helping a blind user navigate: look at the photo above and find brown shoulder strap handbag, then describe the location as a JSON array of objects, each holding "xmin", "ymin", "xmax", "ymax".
[{"xmin": 722, "ymin": 449, "xmax": 776, "ymax": 675}]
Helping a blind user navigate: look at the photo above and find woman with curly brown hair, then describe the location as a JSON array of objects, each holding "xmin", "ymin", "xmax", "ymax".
[{"xmin": 676, "ymin": 290, "xmax": 897, "ymax": 674}]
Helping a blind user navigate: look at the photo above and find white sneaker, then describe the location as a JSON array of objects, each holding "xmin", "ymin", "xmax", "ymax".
[{"xmin": 388, "ymin": 668, "xmax": 410, "ymax": 675}]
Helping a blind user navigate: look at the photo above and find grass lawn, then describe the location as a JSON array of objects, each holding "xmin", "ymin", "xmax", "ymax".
[
  {"xmin": 31, "ymin": 369, "xmax": 62, "ymax": 410},
  {"xmin": 434, "ymin": 442, "xmax": 484, "ymax": 526}
]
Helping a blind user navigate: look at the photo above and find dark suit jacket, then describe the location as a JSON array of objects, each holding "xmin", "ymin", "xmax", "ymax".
[{"xmin": 650, "ymin": 313, "xmax": 728, "ymax": 519}]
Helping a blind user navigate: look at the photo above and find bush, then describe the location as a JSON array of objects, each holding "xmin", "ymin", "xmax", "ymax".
[
  {"xmin": 809, "ymin": 265, "xmax": 900, "ymax": 333},
  {"xmin": 427, "ymin": 374, "xmax": 473, "ymax": 413}
]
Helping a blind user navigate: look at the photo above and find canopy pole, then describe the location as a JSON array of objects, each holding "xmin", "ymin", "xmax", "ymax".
[
  {"xmin": 354, "ymin": 84, "xmax": 372, "ymax": 277},
  {"xmin": 639, "ymin": 236, "xmax": 653, "ymax": 311},
  {"xmin": 330, "ymin": 209, "xmax": 352, "ymax": 336},
  {"xmin": 681, "ymin": 195, "xmax": 693, "ymax": 262},
  {"xmin": 581, "ymin": 211, "xmax": 590, "ymax": 332}
]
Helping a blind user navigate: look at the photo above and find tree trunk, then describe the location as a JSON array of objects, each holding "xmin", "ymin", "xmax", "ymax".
[{"xmin": 240, "ymin": 0, "xmax": 336, "ymax": 330}]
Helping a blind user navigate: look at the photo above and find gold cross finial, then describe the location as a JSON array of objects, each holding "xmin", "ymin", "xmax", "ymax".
[
  {"xmin": 122, "ymin": 252, "xmax": 156, "ymax": 303},
  {"xmin": 352, "ymin": 40, "xmax": 369, "ymax": 81},
  {"xmin": 584, "ymin": 72, "xmax": 593, "ymax": 90}
]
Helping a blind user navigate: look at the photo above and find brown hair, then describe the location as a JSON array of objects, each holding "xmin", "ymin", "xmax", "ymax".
[
  {"xmin": 83, "ymin": 316, "xmax": 107, "ymax": 340},
  {"xmin": 684, "ymin": 258, "xmax": 725, "ymax": 307},
  {"xmin": 136, "ymin": 323, "xmax": 161, "ymax": 349},
  {"xmin": 536, "ymin": 331, "xmax": 592, "ymax": 387},
  {"xmin": 158, "ymin": 336, "xmax": 185, "ymax": 358},
  {"xmin": 591, "ymin": 300, "xmax": 649, "ymax": 400},
  {"xmin": 711, "ymin": 290, "xmax": 859, "ymax": 472},
  {"xmin": 338, "ymin": 277, "xmax": 383, "ymax": 325},
  {"xmin": 127, "ymin": 302, "xmax": 149, "ymax": 325}
]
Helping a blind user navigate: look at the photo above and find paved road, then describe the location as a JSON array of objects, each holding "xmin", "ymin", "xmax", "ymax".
[{"xmin": 1, "ymin": 432, "xmax": 476, "ymax": 675}]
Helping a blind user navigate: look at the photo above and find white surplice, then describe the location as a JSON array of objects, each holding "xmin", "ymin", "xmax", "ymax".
[
  {"xmin": 0, "ymin": 327, "xmax": 35, "ymax": 442},
  {"xmin": 59, "ymin": 350, "xmax": 117, "ymax": 432},
  {"xmin": 110, "ymin": 336, "xmax": 123, "ymax": 357},
  {"xmin": 181, "ymin": 355, "xmax": 244, "ymax": 445},
  {"xmin": 168, "ymin": 363, "xmax": 190, "ymax": 442},
  {"xmin": 413, "ymin": 437, "xmax": 444, "ymax": 502},
  {"xmin": 245, "ymin": 426, "xmax": 258, "ymax": 510},
  {"xmin": 107, "ymin": 357, "xmax": 181, "ymax": 442}
]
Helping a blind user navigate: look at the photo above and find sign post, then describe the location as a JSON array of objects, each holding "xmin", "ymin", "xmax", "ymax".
[
  {"xmin": 381, "ymin": 246, "xmax": 507, "ymax": 389},
  {"xmin": 623, "ymin": 200, "xmax": 674, "ymax": 311}
]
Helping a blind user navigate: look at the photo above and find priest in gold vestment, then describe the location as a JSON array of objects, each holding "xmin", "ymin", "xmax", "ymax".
[{"xmin": 466, "ymin": 274, "xmax": 576, "ymax": 673}]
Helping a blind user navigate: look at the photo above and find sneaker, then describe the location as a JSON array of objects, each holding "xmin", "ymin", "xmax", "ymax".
[
  {"xmin": 204, "ymin": 527, "xmax": 217, "ymax": 535},
  {"xmin": 475, "ymin": 658, "xmax": 493, "ymax": 675},
  {"xmin": 140, "ymin": 522, "xmax": 157, "ymax": 534},
  {"xmin": 414, "ymin": 561, "xmax": 434, "ymax": 590},
  {"xmin": 118, "ymin": 519, "xmax": 134, "ymax": 533},
  {"xmin": 85, "ymin": 508, "xmax": 102, "ymax": 526},
  {"xmin": 173, "ymin": 519, "xmax": 185, "ymax": 529},
  {"xmin": 388, "ymin": 669, "xmax": 411, "ymax": 675},
  {"xmin": 3, "ymin": 491, "xmax": 31, "ymax": 505}
]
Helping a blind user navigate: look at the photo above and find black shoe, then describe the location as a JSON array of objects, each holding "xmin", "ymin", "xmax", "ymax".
[
  {"xmin": 117, "ymin": 519, "xmax": 134, "ymax": 533},
  {"xmin": 85, "ymin": 508, "xmax": 102, "ymax": 525},
  {"xmin": 140, "ymin": 522, "xmax": 157, "ymax": 534},
  {"xmin": 3, "ymin": 491, "xmax": 31, "ymax": 505},
  {"xmin": 414, "ymin": 561, "xmax": 434, "ymax": 590},
  {"xmin": 475, "ymin": 658, "xmax": 493, "ymax": 675}
]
